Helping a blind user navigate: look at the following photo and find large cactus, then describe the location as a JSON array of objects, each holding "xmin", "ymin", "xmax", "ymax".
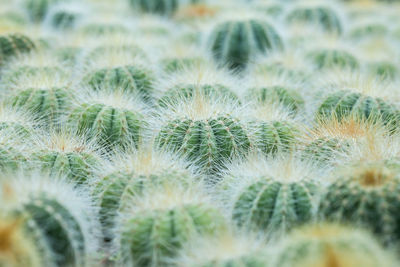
[
  {"xmin": 273, "ymin": 223, "xmax": 397, "ymax": 267},
  {"xmin": 0, "ymin": 34, "xmax": 35, "ymax": 66},
  {"xmin": 209, "ymin": 19, "xmax": 283, "ymax": 70}
]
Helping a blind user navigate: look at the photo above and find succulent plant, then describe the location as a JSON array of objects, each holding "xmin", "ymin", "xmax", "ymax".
[
  {"xmin": 307, "ymin": 49, "xmax": 359, "ymax": 70},
  {"xmin": 367, "ymin": 61, "xmax": 398, "ymax": 80},
  {"xmin": 0, "ymin": 34, "xmax": 35, "ymax": 66},
  {"xmin": 273, "ymin": 223, "xmax": 397, "ymax": 267},
  {"xmin": 129, "ymin": 0, "xmax": 201, "ymax": 16},
  {"xmin": 24, "ymin": 0, "xmax": 62, "ymax": 22},
  {"xmin": 209, "ymin": 19, "xmax": 283, "ymax": 70}
]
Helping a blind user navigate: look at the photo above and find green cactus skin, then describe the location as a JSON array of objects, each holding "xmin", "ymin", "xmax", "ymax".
[
  {"xmin": 10, "ymin": 87, "xmax": 72, "ymax": 128},
  {"xmin": 25, "ymin": 0, "xmax": 61, "ymax": 22},
  {"xmin": 80, "ymin": 23, "xmax": 129, "ymax": 36},
  {"xmin": 317, "ymin": 90, "xmax": 400, "ymax": 132},
  {"xmin": 230, "ymin": 177, "xmax": 318, "ymax": 233},
  {"xmin": 50, "ymin": 10, "xmax": 78, "ymax": 30},
  {"xmin": 31, "ymin": 151, "xmax": 99, "ymax": 184},
  {"xmin": 307, "ymin": 49, "xmax": 359, "ymax": 70},
  {"xmin": 319, "ymin": 161, "xmax": 400, "ymax": 244},
  {"xmin": 0, "ymin": 34, "xmax": 35, "ymax": 66},
  {"xmin": 209, "ymin": 20, "xmax": 283, "ymax": 70},
  {"xmin": 367, "ymin": 61, "xmax": 398, "ymax": 81},
  {"xmin": 302, "ymin": 137, "xmax": 348, "ymax": 163},
  {"xmin": 246, "ymin": 86, "xmax": 304, "ymax": 114},
  {"xmin": 129, "ymin": 0, "xmax": 200, "ymax": 16},
  {"xmin": 161, "ymin": 57, "xmax": 204, "ymax": 73},
  {"xmin": 0, "ymin": 146, "xmax": 27, "ymax": 172},
  {"xmin": 349, "ymin": 23, "xmax": 388, "ymax": 39},
  {"xmin": 286, "ymin": 6, "xmax": 342, "ymax": 34},
  {"xmin": 251, "ymin": 121, "xmax": 298, "ymax": 156},
  {"xmin": 156, "ymin": 116, "xmax": 251, "ymax": 175},
  {"xmin": 119, "ymin": 203, "xmax": 225, "ymax": 267},
  {"xmin": 158, "ymin": 84, "xmax": 239, "ymax": 107},
  {"xmin": 19, "ymin": 193, "xmax": 89, "ymax": 267},
  {"xmin": 68, "ymin": 103, "xmax": 143, "ymax": 151},
  {"xmin": 84, "ymin": 66, "xmax": 154, "ymax": 103},
  {"xmin": 273, "ymin": 224, "xmax": 395, "ymax": 267}
]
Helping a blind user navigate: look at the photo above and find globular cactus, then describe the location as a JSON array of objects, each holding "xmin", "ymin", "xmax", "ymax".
[
  {"xmin": 175, "ymin": 231, "xmax": 269, "ymax": 267},
  {"xmin": 349, "ymin": 23, "xmax": 388, "ymax": 39},
  {"xmin": 272, "ymin": 223, "xmax": 397, "ymax": 267},
  {"xmin": 319, "ymin": 160, "xmax": 400, "ymax": 244},
  {"xmin": 307, "ymin": 49, "xmax": 359, "ymax": 70},
  {"xmin": 0, "ymin": 216, "xmax": 43, "ymax": 267},
  {"xmin": 24, "ymin": 0, "xmax": 62, "ymax": 22},
  {"xmin": 286, "ymin": 5, "xmax": 342, "ymax": 34},
  {"xmin": 116, "ymin": 184, "xmax": 226, "ymax": 266},
  {"xmin": 220, "ymin": 155, "xmax": 321, "ymax": 235},
  {"xmin": 0, "ymin": 172, "xmax": 100, "ymax": 267},
  {"xmin": 367, "ymin": 61, "xmax": 398, "ymax": 80},
  {"xmin": 80, "ymin": 23, "xmax": 129, "ymax": 36},
  {"xmin": 161, "ymin": 57, "xmax": 204, "ymax": 73},
  {"xmin": 46, "ymin": 2, "xmax": 85, "ymax": 30},
  {"xmin": 84, "ymin": 65, "xmax": 155, "ymax": 103},
  {"xmin": 208, "ymin": 19, "xmax": 283, "ymax": 70},
  {"xmin": 155, "ymin": 95, "xmax": 251, "ymax": 175},
  {"xmin": 29, "ymin": 130, "xmax": 103, "ymax": 185},
  {"xmin": 0, "ymin": 104, "xmax": 37, "ymax": 140},
  {"xmin": 0, "ymin": 130, "xmax": 28, "ymax": 172},
  {"xmin": 0, "ymin": 34, "xmax": 35, "ymax": 66},
  {"xmin": 129, "ymin": 0, "xmax": 201, "ymax": 16},
  {"xmin": 68, "ymin": 91, "xmax": 147, "ymax": 151},
  {"xmin": 93, "ymin": 147, "xmax": 195, "ymax": 241}
]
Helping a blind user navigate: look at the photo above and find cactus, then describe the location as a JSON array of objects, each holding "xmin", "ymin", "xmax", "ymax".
[
  {"xmin": 273, "ymin": 223, "xmax": 397, "ymax": 267},
  {"xmin": 209, "ymin": 19, "xmax": 283, "ymax": 70},
  {"xmin": 84, "ymin": 66, "xmax": 154, "ymax": 103},
  {"xmin": 117, "ymin": 185, "xmax": 226, "ymax": 266},
  {"xmin": 161, "ymin": 57, "xmax": 205, "ymax": 73},
  {"xmin": 0, "ymin": 105, "xmax": 37, "ymax": 140},
  {"xmin": 367, "ymin": 61, "xmax": 398, "ymax": 80},
  {"xmin": 80, "ymin": 23, "xmax": 129, "ymax": 36},
  {"xmin": 350, "ymin": 23, "xmax": 388, "ymax": 39},
  {"xmin": 317, "ymin": 90, "xmax": 400, "ymax": 132},
  {"xmin": 319, "ymin": 160, "xmax": 400, "ymax": 244},
  {"xmin": 286, "ymin": 6, "xmax": 342, "ymax": 34},
  {"xmin": 24, "ymin": 0, "xmax": 62, "ymax": 22},
  {"xmin": 68, "ymin": 91, "xmax": 146, "ymax": 151},
  {"xmin": 129, "ymin": 0, "xmax": 201, "ymax": 16},
  {"xmin": 0, "ymin": 34, "xmax": 35, "ymax": 66},
  {"xmin": 0, "ymin": 173, "xmax": 99, "ymax": 267},
  {"xmin": 93, "ymin": 147, "xmax": 194, "ymax": 241},
  {"xmin": 307, "ymin": 49, "xmax": 359, "ymax": 70},
  {"xmin": 221, "ymin": 156, "xmax": 320, "ymax": 234}
]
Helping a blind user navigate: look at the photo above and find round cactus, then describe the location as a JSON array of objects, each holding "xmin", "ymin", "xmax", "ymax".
[
  {"xmin": 117, "ymin": 185, "xmax": 226, "ymax": 266},
  {"xmin": 349, "ymin": 23, "xmax": 388, "ymax": 39},
  {"xmin": 209, "ymin": 19, "xmax": 283, "ymax": 70},
  {"xmin": 0, "ymin": 105, "xmax": 37, "ymax": 140},
  {"xmin": 84, "ymin": 66, "xmax": 154, "ymax": 103},
  {"xmin": 286, "ymin": 6, "xmax": 342, "ymax": 34},
  {"xmin": 317, "ymin": 90, "xmax": 400, "ymax": 132},
  {"xmin": 0, "ymin": 34, "xmax": 35, "ymax": 66},
  {"xmin": 161, "ymin": 57, "xmax": 205, "ymax": 73},
  {"xmin": 0, "ymin": 173, "xmax": 99, "ymax": 267},
  {"xmin": 246, "ymin": 86, "xmax": 305, "ymax": 114},
  {"xmin": 319, "ymin": 160, "xmax": 400, "ymax": 244},
  {"xmin": 24, "ymin": 0, "xmax": 62, "ymax": 22},
  {"xmin": 307, "ymin": 49, "xmax": 359, "ymax": 70},
  {"xmin": 129, "ymin": 0, "xmax": 201, "ymax": 16},
  {"xmin": 273, "ymin": 223, "xmax": 397, "ymax": 267},
  {"xmin": 367, "ymin": 61, "xmax": 398, "ymax": 80},
  {"xmin": 221, "ymin": 156, "xmax": 320, "ymax": 234},
  {"xmin": 68, "ymin": 92, "xmax": 146, "ymax": 151}
]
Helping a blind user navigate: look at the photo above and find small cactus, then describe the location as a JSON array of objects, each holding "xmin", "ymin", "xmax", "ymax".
[
  {"xmin": 273, "ymin": 223, "xmax": 397, "ymax": 267},
  {"xmin": 116, "ymin": 185, "xmax": 226, "ymax": 266},
  {"xmin": 129, "ymin": 0, "xmax": 200, "ymax": 16},
  {"xmin": 209, "ymin": 19, "xmax": 283, "ymax": 70},
  {"xmin": 0, "ymin": 34, "xmax": 35, "ymax": 66},
  {"xmin": 286, "ymin": 6, "xmax": 342, "ymax": 34},
  {"xmin": 24, "ymin": 0, "xmax": 62, "ymax": 22},
  {"xmin": 307, "ymin": 49, "xmax": 359, "ymax": 70},
  {"xmin": 367, "ymin": 61, "xmax": 398, "ymax": 80}
]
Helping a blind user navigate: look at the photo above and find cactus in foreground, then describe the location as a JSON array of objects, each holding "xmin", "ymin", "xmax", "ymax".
[
  {"xmin": 0, "ymin": 173, "xmax": 99, "ymax": 267},
  {"xmin": 273, "ymin": 223, "xmax": 397, "ymax": 267},
  {"xmin": 307, "ymin": 49, "xmax": 359, "ymax": 70},
  {"xmin": 319, "ymin": 160, "xmax": 400, "ymax": 244},
  {"xmin": 221, "ymin": 156, "xmax": 320, "ymax": 234},
  {"xmin": 286, "ymin": 6, "xmax": 342, "ymax": 34},
  {"xmin": 175, "ymin": 232, "xmax": 269, "ymax": 267},
  {"xmin": 84, "ymin": 66, "xmax": 154, "ymax": 103},
  {"xmin": 93, "ymin": 147, "xmax": 195, "ymax": 241},
  {"xmin": 0, "ymin": 34, "xmax": 35, "ymax": 66},
  {"xmin": 68, "ymin": 91, "xmax": 146, "ymax": 151},
  {"xmin": 117, "ymin": 185, "xmax": 226, "ymax": 266},
  {"xmin": 156, "ymin": 95, "xmax": 251, "ymax": 175},
  {"xmin": 209, "ymin": 19, "xmax": 283, "ymax": 70}
]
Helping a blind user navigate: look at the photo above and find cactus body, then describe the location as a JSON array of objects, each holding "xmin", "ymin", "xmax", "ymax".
[
  {"xmin": 84, "ymin": 66, "xmax": 154, "ymax": 103},
  {"xmin": 161, "ymin": 57, "xmax": 204, "ymax": 73},
  {"xmin": 68, "ymin": 103, "xmax": 143, "ymax": 150},
  {"xmin": 25, "ymin": 0, "xmax": 61, "ymax": 22},
  {"xmin": 319, "ymin": 161, "xmax": 400, "ymax": 244},
  {"xmin": 302, "ymin": 137, "xmax": 347, "ymax": 163},
  {"xmin": 209, "ymin": 20, "xmax": 283, "ymax": 70},
  {"xmin": 50, "ymin": 10, "xmax": 77, "ymax": 29},
  {"xmin": 0, "ymin": 34, "xmax": 35, "ymax": 66},
  {"xmin": 307, "ymin": 49, "xmax": 359, "ymax": 70},
  {"xmin": 0, "ymin": 145, "xmax": 27, "ymax": 172},
  {"xmin": 286, "ymin": 6, "xmax": 342, "ymax": 34},
  {"xmin": 367, "ymin": 61, "xmax": 398, "ymax": 80},
  {"xmin": 129, "ymin": 0, "xmax": 200, "ymax": 16}
]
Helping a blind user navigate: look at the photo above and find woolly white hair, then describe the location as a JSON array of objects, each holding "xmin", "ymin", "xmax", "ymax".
[{"xmin": 0, "ymin": 103, "xmax": 38, "ymax": 132}]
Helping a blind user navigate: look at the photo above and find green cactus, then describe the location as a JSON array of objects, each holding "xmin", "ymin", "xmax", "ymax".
[
  {"xmin": 273, "ymin": 223, "xmax": 396, "ymax": 267},
  {"xmin": 286, "ymin": 6, "xmax": 342, "ymax": 34},
  {"xmin": 367, "ymin": 61, "xmax": 398, "ymax": 80},
  {"xmin": 49, "ymin": 8, "xmax": 79, "ymax": 30},
  {"xmin": 118, "ymin": 187, "xmax": 226, "ymax": 266},
  {"xmin": 161, "ymin": 57, "xmax": 204, "ymax": 73},
  {"xmin": 319, "ymin": 160, "xmax": 400, "ymax": 244},
  {"xmin": 317, "ymin": 90, "xmax": 400, "ymax": 132},
  {"xmin": 209, "ymin": 19, "xmax": 283, "ymax": 70},
  {"xmin": 68, "ymin": 98, "xmax": 145, "ymax": 151},
  {"xmin": 129, "ymin": 0, "xmax": 201, "ymax": 16},
  {"xmin": 0, "ymin": 34, "xmax": 35, "ymax": 66},
  {"xmin": 80, "ymin": 23, "xmax": 129, "ymax": 36},
  {"xmin": 307, "ymin": 49, "xmax": 359, "ymax": 70},
  {"xmin": 24, "ymin": 0, "xmax": 62, "ymax": 22},
  {"xmin": 0, "ymin": 145, "xmax": 27, "ymax": 172},
  {"xmin": 246, "ymin": 86, "xmax": 304, "ymax": 114},
  {"xmin": 349, "ymin": 23, "xmax": 388, "ymax": 39},
  {"xmin": 302, "ymin": 137, "xmax": 348, "ymax": 163},
  {"xmin": 84, "ymin": 66, "xmax": 154, "ymax": 103}
]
